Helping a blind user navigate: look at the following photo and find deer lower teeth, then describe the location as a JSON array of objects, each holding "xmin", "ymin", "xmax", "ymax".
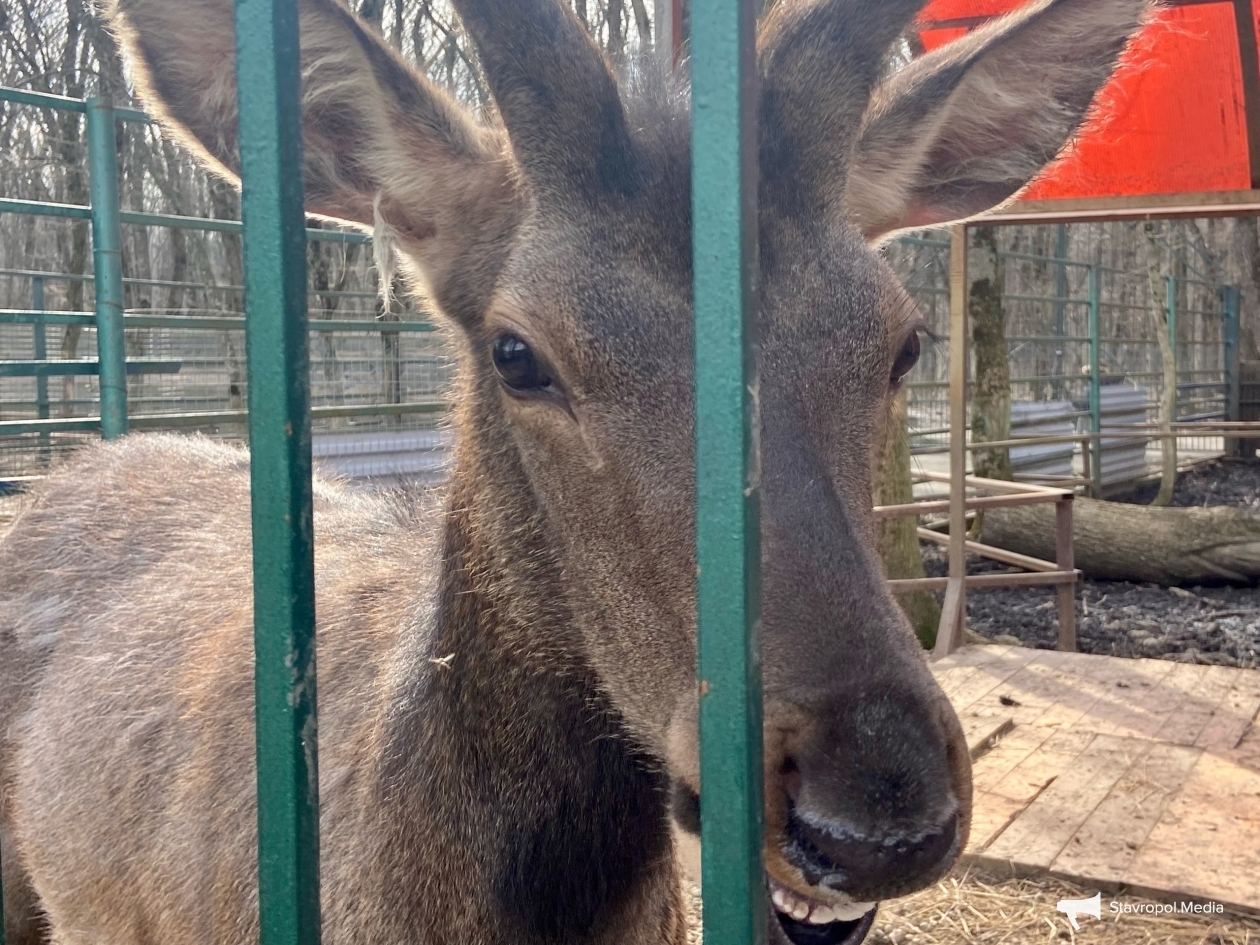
[{"xmin": 768, "ymin": 878, "xmax": 874, "ymax": 925}]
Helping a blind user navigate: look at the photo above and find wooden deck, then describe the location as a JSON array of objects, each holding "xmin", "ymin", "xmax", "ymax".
[{"xmin": 933, "ymin": 645, "xmax": 1260, "ymax": 915}]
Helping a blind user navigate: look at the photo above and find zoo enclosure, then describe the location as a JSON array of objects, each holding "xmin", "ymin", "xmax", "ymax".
[
  {"xmin": 0, "ymin": 85, "xmax": 452, "ymax": 484},
  {"xmin": 887, "ymin": 230, "xmax": 1242, "ymax": 488}
]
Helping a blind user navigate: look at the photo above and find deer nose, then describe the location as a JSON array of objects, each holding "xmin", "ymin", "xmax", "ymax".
[{"xmin": 782, "ymin": 804, "xmax": 959, "ymax": 901}]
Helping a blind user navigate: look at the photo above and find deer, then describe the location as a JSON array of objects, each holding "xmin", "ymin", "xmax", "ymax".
[{"xmin": 0, "ymin": 0, "xmax": 1148, "ymax": 942}]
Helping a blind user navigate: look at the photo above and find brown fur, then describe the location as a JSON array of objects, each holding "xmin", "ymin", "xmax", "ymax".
[{"xmin": 0, "ymin": 1, "xmax": 1149, "ymax": 942}]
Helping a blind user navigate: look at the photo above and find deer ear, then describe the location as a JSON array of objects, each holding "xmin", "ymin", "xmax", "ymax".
[
  {"xmin": 104, "ymin": 0, "xmax": 520, "ymax": 324},
  {"xmin": 845, "ymin": 0, "xmax": 1150, "ymax": 242}
]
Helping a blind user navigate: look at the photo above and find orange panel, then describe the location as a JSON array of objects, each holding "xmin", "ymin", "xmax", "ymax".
[
  {"xmin": 920, "ymin": 0, "xmax": 1022, "ymax": 23},
  {"xmin": 915, "ymin": 1, "xmax": 1253, "ymax": 201}
]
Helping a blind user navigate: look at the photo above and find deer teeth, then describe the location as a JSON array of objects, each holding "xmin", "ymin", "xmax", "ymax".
[
  {"xmin": 808, "ymin": 905, "xmax": 836, "ymax": 924},
  {"xmin": 767, "ymin": 877, "xmax": 875, "ymax": 925}
]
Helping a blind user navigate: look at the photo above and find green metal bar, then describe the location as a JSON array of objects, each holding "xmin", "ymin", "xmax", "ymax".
[
  {"xmin": 0, "ymin": 198, "xmax": 366, "ymax": 244},
  {"xmin": 234, "ymin": 0, "xmax": 321, "ymax": 942},
  {"xmin": 0, "ymin": 197, "xmax": 92, "ymax": 220},
  {"xmin": 0, "ymin": 417, "xmax": 103, "ymax": 435},
  {"xmin": 0, "ymin": 359, "xmax": 181, "ymax": 378},
  {"xmin": 0, "ymin": 312, "xmax": 433, "ymax": 333},
  {"xmin": 691, "ymin": 0, "xmax": 765, "ymax": 942},
  {"xmin": 0, "ymin": 402, "xmax": 446, "ymax": 437},
  {"xmin": 1088, "ymin": 266, "xmax": 1102, "ymax": 495},
  {"xmin": 32, "ymin": 276, "xmax": 50, "ymax": 464},
  {"xmin": 0, "ymin": 312, "xmax": 96, "ymax": 326},
  {"xmin": 1167, "ymin": 275, "xmax": 1178, "ymax": 419},
  {"xmin": 1223, "ymin": 287, "xmax": 1242, "ymax": 445},
  {"xmin": 86, "ymin": 97, "xmax": 128, "ymax": 439},
  {"xmin": 0, "ymin": 85, "xmax": 149, "ymax": 122}
]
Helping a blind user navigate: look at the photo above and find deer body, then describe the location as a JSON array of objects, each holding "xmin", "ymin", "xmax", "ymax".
[
  {"xmin": 1, "ymin": 1, "xmax": 1149, "ymax": 942},
  {"xmin": 2, "ymin": 434, "xmax": 686, "ymax": 944}
]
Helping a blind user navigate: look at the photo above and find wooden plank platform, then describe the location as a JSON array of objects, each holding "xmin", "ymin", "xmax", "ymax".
[{"xmin": 932, "ymin": 645, "xmax": 1260, "ymax": 916}]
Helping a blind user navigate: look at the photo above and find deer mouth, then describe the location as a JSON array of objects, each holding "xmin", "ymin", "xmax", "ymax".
[{"xmin": 769, "ymin": 878, "xmax": 876, "ymax": 945}]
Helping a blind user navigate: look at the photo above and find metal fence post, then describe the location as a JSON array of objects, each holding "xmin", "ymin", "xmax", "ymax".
[
  {"xmin": 32, "ymin": 276, "xmax": 50, "ymax": 463},
  {"xmin": 1166, "ymin": 274, "xmax": 1178, "ymax": 421},
  {"xmin": 234, "ymin": 1, "xmax": 321, "ymax": 943},
  {"xmin": 85, "ymin": 96, "xmax": 128, "ymax": 439},
  {"xmin": 1223, "ymin": 285, "xmax": 1242, "ymax": 455},
  {"xmin": 1088, "ymin": 265, "xmax": 1102, "ymax": 495},
  {"xmin": 691, "ymin": 0, "xmax": 765, "ymax": 941}
]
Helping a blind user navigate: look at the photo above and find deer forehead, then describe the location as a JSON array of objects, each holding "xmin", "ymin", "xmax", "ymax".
[{"xmin": 483, "ymin": 205, "xmax": 905, "ymax": 395}]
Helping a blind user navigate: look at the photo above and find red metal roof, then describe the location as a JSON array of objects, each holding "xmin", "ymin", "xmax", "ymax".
[{"xmin": 917, "ymin": 0, "xmax": 1260, "ymax": 216}]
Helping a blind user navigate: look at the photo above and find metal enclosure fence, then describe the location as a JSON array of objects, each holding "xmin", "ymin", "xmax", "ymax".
[
  {"xmin": 0, "ymin": 86, "xmax": 451, "ymax": 484},
  {"xmin": 885, "ymin": 233, "xmax": 1241, "ymax": 484}
]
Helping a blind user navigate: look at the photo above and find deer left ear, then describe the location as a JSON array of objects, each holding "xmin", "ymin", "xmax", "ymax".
[{"xmin": 845, "ymin": 0, "xmax": 1150, "ymax": 243}]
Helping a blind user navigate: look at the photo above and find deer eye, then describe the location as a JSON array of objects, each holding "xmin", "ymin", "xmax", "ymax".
[
  {"xmin": 891, "ymin": 330, "xmax": 921, "ymax": 386},
  {"xmin": 492, "ymin": 334, "xmax": 553, "ymax": 394}
]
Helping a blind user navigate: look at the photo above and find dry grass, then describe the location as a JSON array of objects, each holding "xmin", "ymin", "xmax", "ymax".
[
  {"xmin": 686, "ymin": 870, "xmax": 1260, "ymax": 945},
  {"xmin": 871, "ymin": 870, "xmax": 1258, "ymax": 945}
]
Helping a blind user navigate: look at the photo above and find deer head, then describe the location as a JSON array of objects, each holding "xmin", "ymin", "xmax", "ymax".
[{"xmin": 105, "ymin": 0, "xmax": 1147, "ymax": 941}]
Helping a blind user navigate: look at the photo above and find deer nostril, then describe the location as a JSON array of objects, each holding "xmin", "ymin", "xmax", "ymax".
[
  {"xmin": 783, "ymin": 807, "xmax": 958, "ymax": 900},
  {"xmin": 780, "ymin": 757, "xmax": 803, "ymax": 803}
]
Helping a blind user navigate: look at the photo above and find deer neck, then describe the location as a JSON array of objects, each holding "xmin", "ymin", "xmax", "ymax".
[{"xmin": 362, "ymin": 401, "xmax": 680, "ymax": 942}]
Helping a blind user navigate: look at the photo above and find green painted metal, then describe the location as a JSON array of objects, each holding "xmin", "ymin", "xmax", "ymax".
[
  {"xmin": 0, "ymin": 197, "xmax": 92, "ymax": 220},
  {"xmin": 0, "ymin": 311, "xmax": 433, "ymax": 333},
  {"xmin": 32, "ymin": 276, "xmax": 50, "ymax": 462},
  {"xmin": 0, "ymin": 417, "xmax": 102, "ymax": 435},
  {"xmin": 233, "ymin": 0, "xmax": 322, "ymax": 942},
  {"xmin": 0, "ymin": 198, "xmax": 368, "ymax": 245},
  {"xmin": 1088, "ymin": 265, "xmax": 1102, "ymax": 494},
  {"xmin": 0, "ymin": 359, "xmax": 181, "ymax": 377},
  {"xmin": 1166, "ymin": 275, "xmax": 1178, "ymax": 418},
  {"xmin": 691, "ymin": 0, "xmax": 765, "ymax": 941},
  {"xmin": 0, "ymin": 402, "xmax": 446, "ymax": 437},
  {"xmin": 1223, "ymin": 286, "xmax": 1241, "ymax": 424},
  {"xmin": 0, "ymin": 84, "xmax": 148, "ymax": 122},
  {"xmin": 86, "ymin": 96, "xmax": 128, "ymax": 439}
]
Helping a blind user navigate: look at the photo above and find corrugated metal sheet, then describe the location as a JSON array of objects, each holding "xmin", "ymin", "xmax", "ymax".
[
  {"xmin": 1097, "ymin": 384, "xmax": 1151, "ymax": 487},
  {"xmin": 312, "ymin": 429, "xmax": 452, "ymax": 486},
  {"xmin": 1009, "ymin": 400, "xmax": 1075, "ymax": 479}
]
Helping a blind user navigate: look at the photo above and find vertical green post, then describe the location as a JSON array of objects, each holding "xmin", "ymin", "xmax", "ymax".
[
  {"xmin": 691, "ymin": 0, "xmax": 765, "ymax": 943},
  {"xmin": 1166, "ymin": 275, "xmax": 1178, "ymax": 422},
  {"xmin": 1223, "ymin": 286, "xmax": 1241, "ymax": 453},
  {"xmin": 86, "ymin": 96, "xmax": 127, "ymax": 439},
  {"xmin": 1088, "ymin": 265, "xmax": 1102, "ymax": 495},
  {"xmin": 234, "ymin": 1, "xmax": 321, "ymax": 944},
  {"xmin": 32, "ymin": 276, "xmax": 50, "ymax": 463}
]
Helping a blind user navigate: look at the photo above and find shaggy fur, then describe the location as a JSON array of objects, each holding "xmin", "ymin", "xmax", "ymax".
[{"xmin": 1, "ymin": 0, "xmax": 1149, "ymax": 942}]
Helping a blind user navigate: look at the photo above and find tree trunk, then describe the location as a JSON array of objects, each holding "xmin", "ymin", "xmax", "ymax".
[
  {"xmin": 874, "ymin": 390, "xmax": 940, "ymax": 648},
  {"xmin": 1143, "ymin": 221, "xmax": 1177, "ymax": 507},
  {"xmin": 969, "ymin": 226, "xmax": 1012, "ymax": 482},
  {"xmin": 984, "ymin": 497, "xmax": 1260, "ymax": 585}
]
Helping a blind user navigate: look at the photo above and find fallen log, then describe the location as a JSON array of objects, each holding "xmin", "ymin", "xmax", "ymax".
[{"xmin": 981, "ymin": 497, "xmax": 1260, "ymax": 586}]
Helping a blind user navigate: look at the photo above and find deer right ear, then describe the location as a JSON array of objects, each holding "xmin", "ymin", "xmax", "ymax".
[
  {"xmin": 844, "ymin": 0, "xmax": 1149, "ymax": 242},
  {"xmin": 104, "ymin": 0, "xmax": 520, "ymax": 325}
]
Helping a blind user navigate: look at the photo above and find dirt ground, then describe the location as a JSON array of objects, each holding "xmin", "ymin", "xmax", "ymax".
[{"xmin": 924, "ymin": 460, "xmax": 1260, "ymax": 669}]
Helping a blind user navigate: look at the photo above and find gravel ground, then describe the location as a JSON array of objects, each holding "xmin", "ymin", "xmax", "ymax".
[{"xmin": 923, "ymin": 460, "xmax": 1260, "ymax": 668}]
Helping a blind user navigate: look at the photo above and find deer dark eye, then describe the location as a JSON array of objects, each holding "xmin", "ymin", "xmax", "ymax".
[
  {"xmin": 492, "ymin": 334, "xmax": 553, "ymax": 394},
  {"xmin": 892, "ymin": 330, "xmax": 921, "ymax": 385}
]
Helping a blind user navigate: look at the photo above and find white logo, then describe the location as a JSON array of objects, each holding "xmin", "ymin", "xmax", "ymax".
[{"xmin": 1057, "ymin": 893, "xmax": 1102, "ymax": 930}]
